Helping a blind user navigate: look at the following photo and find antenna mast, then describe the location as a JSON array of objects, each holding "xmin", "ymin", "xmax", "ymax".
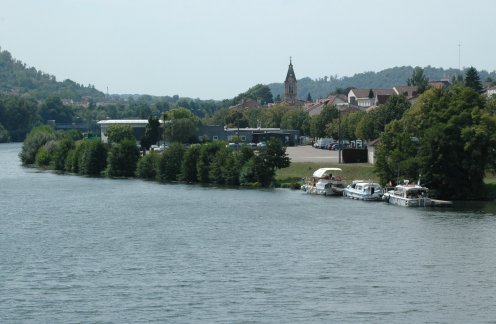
[{"xmin": 458, "ymin": 41, "xmax": 461, "ymax": 71}]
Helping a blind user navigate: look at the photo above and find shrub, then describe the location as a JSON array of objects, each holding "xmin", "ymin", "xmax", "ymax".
[
  {"xmin": 20, "ymin": 125, "xmax": 56, "ymax": 165},
  {"xmin": 107, "ymin": 139, "xmax": 140, "ymax": 177},
  {"xmin": 136, "ymin": 151, "xmax": 160, "ymax": 179}
]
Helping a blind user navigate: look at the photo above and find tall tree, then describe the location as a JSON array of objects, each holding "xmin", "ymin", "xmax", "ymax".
[
  {"xmin": 464, "ymin": 66, "xmax": 483, "ymax": 94},
  {"xmin": 407, "ymin": 66, "xmax": 429, "ymax": 93},
  {"xmin": 375, "ymin": 86, "xmax": 496, "ymax": 199}
]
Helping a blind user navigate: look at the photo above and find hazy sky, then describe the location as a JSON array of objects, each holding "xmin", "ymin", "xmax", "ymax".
[{"xmin": 1, "ymin": 0, "xmax": 495, "ymax": 100}]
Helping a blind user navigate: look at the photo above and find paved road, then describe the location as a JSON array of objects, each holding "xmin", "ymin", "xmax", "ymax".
[{"xmin": 286, "ymin": 145, "xmax": 341, "ymax": 163}]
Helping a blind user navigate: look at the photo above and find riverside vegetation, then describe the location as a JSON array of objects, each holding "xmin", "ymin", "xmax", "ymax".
[{"xmin": 19, "ymin": 124, "xmax": 290, "ymax": 188}]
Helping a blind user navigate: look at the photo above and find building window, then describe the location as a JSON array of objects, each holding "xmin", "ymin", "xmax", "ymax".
[{"xmin": 240, "ymin": 136, "xmax": 246, "ymax": 141}]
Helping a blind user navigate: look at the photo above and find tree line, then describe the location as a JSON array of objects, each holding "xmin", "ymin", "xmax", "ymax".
[{"xmin": 19, "ymin": 124, "xmax": 290, "ymax": 188}]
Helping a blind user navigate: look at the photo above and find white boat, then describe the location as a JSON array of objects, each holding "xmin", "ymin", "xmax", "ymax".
[
  {"xmin": 301, "ymin": 168, "xmax": 346, "ymax": 196},
  {"xmin": 343, "ymin": 180, "xmax": 383, "ymax": 201},
  {"xmin": 382, "ymin": 180, "xmax": 432, "ymax": 207}
]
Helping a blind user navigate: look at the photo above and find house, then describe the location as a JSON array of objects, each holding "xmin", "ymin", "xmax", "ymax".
[
  {"xmin": 348, "ymin": 88, "xmax": 395, "ymax": 109},
  {"xmin": 348, "ymin": 89, "xmax": 374, "ymax": 108},
  {"xmin": 485, "ymin": 85, "xmax": 496, "ymax": 97},
  {"xmin": 393, "ymin": 85, "xmax": 418, "ymax": 98},
  {"xmin": 229, "ymin": 98, "xmax": 262, "ymax": 110},
  {"xmin": 305, "ymin": 95, "xmax": 349, "ymax": 116}
]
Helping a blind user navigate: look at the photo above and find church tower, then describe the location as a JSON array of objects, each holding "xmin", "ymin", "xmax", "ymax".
[{"xmin": 284, "ymin": 57, "xmax": 297, "ymax": 102}]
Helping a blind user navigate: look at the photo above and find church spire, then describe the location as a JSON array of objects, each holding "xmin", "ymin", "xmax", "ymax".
[{"xmin": 284, "ymin": 57, "xmax": 297, "ymax": 102}]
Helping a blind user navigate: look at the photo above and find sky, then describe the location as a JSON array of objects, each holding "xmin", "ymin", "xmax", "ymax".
[{"xmin": 1, "ymin": 0, "xmax": 495, "ymax": 100}]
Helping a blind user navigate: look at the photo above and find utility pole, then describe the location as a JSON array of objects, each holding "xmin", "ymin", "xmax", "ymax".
[{"xmin": 458, "ymin": 41, "xmax": 461, "ymax": 71}]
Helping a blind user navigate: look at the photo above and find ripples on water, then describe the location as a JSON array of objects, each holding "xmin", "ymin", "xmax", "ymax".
[{"xmin": 1, "ymin": 143, "xmax": 496, "ymax": 323}]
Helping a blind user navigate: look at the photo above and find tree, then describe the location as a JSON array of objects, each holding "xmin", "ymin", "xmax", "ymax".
[
  {"xmin": 140, "ymin": 116, "xmax": 161, "ymax": 149},
  {"xmin": 407, "ymin": 66, "xmax": 429, "ymax": 93},
  {"xmin": 307, "ymin": 92, "xmax": 313, "ymax": 102},
  {"xmin": 224, "ymin": 108, "xmax": 249, "ymax": 128},
  {"xmin": 0, "ymin": 123, "xmax": 11, "ymax": 143},
  {"xmin": 246, "ymin": 138, "xmax": 290, "ymax": 186},
  {"xmin": 51, "ymin": 137, "xmax": 75, "ymax": 171},
  {"xmin": 180, "ymin": 144, "xmax": 201, "ymax": 182},
  {"xmin": 374, "ymin": 86, "xmax": 496, "ymax": 199},
  {"xmin": 368, "ymin": 89, "xmax": 374, "ymax": 99},
  {"xmin": 106, "ymin": 124, "xmax": 135, "ymax": 145},
  {"xmin": 464, "ymin": 66, "xmax": 483, "ymax": 94},
  {"xmin": 163, "ymin": 108, "xmax": 198, "ymax": 143},
  {"xmin": 107, "ymin": 139, "xmax": 140, "ymax": 177},
  {"xmin": 39, "ymin": 96, "xmax": 73, "ymax": 123},
  {"xmin": 310, "ymin": 105, "xmax": 338, "ymax": 138},
  {"xmin": 19, "ymin": 125, "xmax": 56, "ymax": 165},
  {"xmin": 136, "ymin": 151, "xmax": 160, "ymax": 179},
  {"xmin": 280, "ymin": 109, "xmax": 310, "ymax": 135},
  {"xmin": 79, "ymin": 141, "xmax": 108, "ymax": 176},
  {"xmin": 159, "ymin": 142, "xmax": 185, "ymax": 181}
]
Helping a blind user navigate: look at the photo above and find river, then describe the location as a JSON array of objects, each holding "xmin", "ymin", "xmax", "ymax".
[{"xmin": 1, "ymin": 142, "xmax": 496, "ymax": 323}]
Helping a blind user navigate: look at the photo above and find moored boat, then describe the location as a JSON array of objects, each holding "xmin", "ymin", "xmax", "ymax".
[
  {"xmin": 343, "ymin": 180, "xmax": 383, "ymax": 201},
  {"xmin": 301, "ymin": 168, "xmax": 346, "ymax": 196},
  {"xmin": 382, "ymin": 180, "xmax": 432, "ymax": 207}
]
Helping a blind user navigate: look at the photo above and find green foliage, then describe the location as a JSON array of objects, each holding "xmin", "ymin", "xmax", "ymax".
[
  {"xmin": 311, "ymin": 105, "xmax": 338, "ymax": 138},
  {"xmin": 51, "ymin": 137, "xmax": 75, "ymax": 171},
  {"xmin": 180, "ymin": 144, "xmax": 201, "ymax": 182},
  {"xmin": 0, "ymin": 94, "xmax": 40, "ymax": 141},
  {"xmin": 0, "ymin": 48, "xmax": 105, "ymax": 101},
  {"xmin": 407, "ymin": 66, "xmax": 429, "ymax": 93},
  {"xmin": 136, "ymin": 151, "xmax": 160, "ymax": 179},
  {"xmin": 140, "ymin": 116, "xmax": 161, "ymax": 149},
  {"xmin": 107, "ymin": 139, "xmax": 140, "ymax": 177},
  {"xmin": 19, "ymin": 125, "xmax": 56, "ymax": 165},
  {"xmin": 197, "ymin": 141, "xmax": 224, "ymax": 183},
  {"xmin": 163, "ymin": 108, "xmax": 199, "ymax": 143},
  {"xmin": 224, "ymin": 109, "xmax": 249, "ymax": 128},
  {"xmin": 106, "ymin": 124, "xmax": 135, "ymax": 144},
  {"xmin": 35, "ymin": 145, "xmax": 50, "ymax": 167},
  {"xmin": 208, "ymin": 147, "xmax": 228, "ymax": 184},
  {"xmin": 0, "ymin": 123, "xmax": 11, "ymax": 143},
  {"xmin": 159, "ymin": 143, "xmax": 185, "ymax": 181},
  {"xmin": 356, "ymin": 95, "xmax": 411, "ymax": 140},
  {"xmin": 39, "ymin": 96, "xmax": 73, "ymax": 123},
  {"xmin": 375, "ymin": 86, "xmax": 496, "ymax": 199},
  {"xmin": 464, "ymin": 66, "xmax": 483, "ymax": 94},
  {"xmin": 232, "ymin": 84, "xmax": 273, "ymax": 105},
  {"xmin": 79, "ymin": 141, "xmax": 108, "ymax": 176},
  {"xmin": 239, "ymin": 138, "xmax": 290, "ymax": 186}
]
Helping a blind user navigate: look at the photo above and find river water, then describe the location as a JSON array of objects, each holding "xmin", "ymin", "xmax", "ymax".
[{"xmin": 1, "ymin": 142, "xmax": 496, "ymax": 323}]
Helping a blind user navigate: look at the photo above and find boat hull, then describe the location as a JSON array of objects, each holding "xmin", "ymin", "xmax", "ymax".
[{"xmin": 384, "ymin": 194, "xmax": 432, "ymax": 207}]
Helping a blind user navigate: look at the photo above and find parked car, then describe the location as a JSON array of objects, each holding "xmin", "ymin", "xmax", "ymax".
[
  {"xmin": 257, "ymin": 141, "xmax": 267, "ymax": 148},
  {"xmin": 331, "ymin": 143, "xmax": 347, "ymax": 150}
]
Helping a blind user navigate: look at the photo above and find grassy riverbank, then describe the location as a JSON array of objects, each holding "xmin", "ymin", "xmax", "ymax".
[
  {"xmin": 277, "ymin": 163, "xmax": 496, "ymax": 200},
  {"xmin": 275, "ymin": 162, "xmax": 378, "ymax": 188}
]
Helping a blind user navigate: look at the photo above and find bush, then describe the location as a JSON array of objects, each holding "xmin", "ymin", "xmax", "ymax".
[
  {"xmin": 35, "ymin": 146, "xmax": 50, "ymax": 167},
  {"xmin": 180, "ymin": 144, "xmax": 201, "ymax": 182},
  {"xmin": 51, "ymin": 138, "xmax": 75, "ymax": 171},
  {"xmin": 80, "ymin": 141, "xmax": 108, "ymax": 176},
  {"xmin": 136, "ymin": 151, "xmax": 160, "ymax": 179},
  {"xmin": 159, "ymin": 143, "xmax": 184, "ymax": 181},
  {"xmin": 107, "ymin": 139, "xmax": 140, "ymax": 177},
  {"xmin": 20, "ymin": 125, "xmax": 56, "ymax": 165}
]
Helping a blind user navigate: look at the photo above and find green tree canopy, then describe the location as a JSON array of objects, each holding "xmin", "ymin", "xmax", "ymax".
[
  {"xmin": 407, "ymin": 66, "xmax": 429, "ymax": 93},
  {"xmin": 464, "ymin": 66, "xmax": 483, "ymax": 94},
  {"xmin": 375, "ymin": 86, "xmax": 496, "ymax": 199},
  {"xmin": 106, "ymin": 124, "xmax": 135, "ymax": 144}
]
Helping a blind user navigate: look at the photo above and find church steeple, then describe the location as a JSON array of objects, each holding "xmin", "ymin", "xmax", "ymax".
[{"xmin": 284, "ymin": 57, "xmax": 297, "ymax": 102}]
